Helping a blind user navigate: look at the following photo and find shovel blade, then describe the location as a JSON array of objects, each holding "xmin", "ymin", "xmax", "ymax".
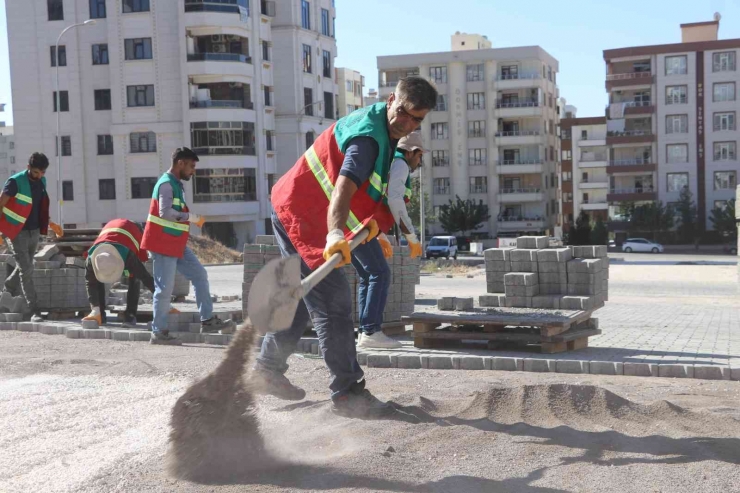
[{"xmin": 247, "ymin": 255, "xmax": 302, "ymax": 335}]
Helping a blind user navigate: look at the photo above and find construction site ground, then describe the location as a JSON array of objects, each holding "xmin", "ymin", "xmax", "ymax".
[{"xmin": 1, "ymin": 253, "xmax": 740, "ymax": 492}]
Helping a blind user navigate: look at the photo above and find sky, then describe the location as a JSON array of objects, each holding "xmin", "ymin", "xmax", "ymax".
[{"xmin": 1, "ymin": 0, "xmax": 740, "ymax": 125}]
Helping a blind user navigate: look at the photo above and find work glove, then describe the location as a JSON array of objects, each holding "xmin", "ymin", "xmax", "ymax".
[
  {"xmin": 49, "ymin": 221, "xmax": 64, "ymax": 238},
  {"xmin": 188, "ymin": 213, "xmax": 206, "ymax": 229},
  {"xmin": 405, "ymin": 233, "xmax": 423, "ymax": 259},
  {"xmin": 378, "ymin": 233, "xmax": 393, "ymax": 259},
  {"xmin": 323, "ymin": 229, "xmax": 351, "ymax": 267},
  {"xmin": 362, "ymin": 219, "xmax": 379, "ymax": 243}
]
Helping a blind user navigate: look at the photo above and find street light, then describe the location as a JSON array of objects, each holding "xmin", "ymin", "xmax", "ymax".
[{"xmin": 55, "ymin": 19, "xmax": 96, "ymax": 226}]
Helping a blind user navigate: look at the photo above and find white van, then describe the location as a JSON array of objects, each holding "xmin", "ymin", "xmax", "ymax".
[{"xmin": 425, "ymin": 236, "xmax": 458, "ymax": 259}]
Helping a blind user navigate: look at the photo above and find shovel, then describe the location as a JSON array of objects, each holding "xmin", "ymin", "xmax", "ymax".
[{"xmin": 247, "ymin": 229, "xmax": 370, "ymax": 335}]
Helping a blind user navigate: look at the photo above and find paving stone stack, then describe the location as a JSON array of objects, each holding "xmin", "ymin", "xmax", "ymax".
[
  {"xmin": 482, "ymin": 236, "xmax": 609, "ymax": 311},
  {"xmin": 241, "ymin": 236, "xmax": 282, "ymax": 318}
]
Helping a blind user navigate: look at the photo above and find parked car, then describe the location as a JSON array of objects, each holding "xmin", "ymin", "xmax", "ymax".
[
  {"xmin": 723, "ymin": 242, "xmax": 738, "ymax": 255},
  {"xmin": 622, "ymin": 238, "xmax": 664, "ymax": 253},
  {"xmin": 425, "ymin": 236, "xmax": 458, "ymax": 259}
]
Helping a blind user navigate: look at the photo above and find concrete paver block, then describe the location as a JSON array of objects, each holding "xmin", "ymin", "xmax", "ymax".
[
  {"xmin": 532, "ymin": 295, "xmax": 561, "ymax": 309},
  {"xmin": 505, "ymin": 296, "xmax": 533, "ymax": 308},
  {"xmin": 536, "ymin": 248, "xmax": 572, "ymax": 263},
  {"xmin": 0, "ymin": 322, "xmax": 17, "ymax": 330},
  {"xmin": 129, "ymin": 331, "xmax": 152, "ymax": 342},
  {"xmin": 560, "ymin": 296, "xmax": 594, "ymax": 311},
  {"xmin": 437, "ymin": 297, "xmax": 455, "ymax": 310},
  {"xmin": 624, "ymin": 362, "xmax": 658, "ymax": 377},
  {"xmin": 483, "ymin": 248, "xmax": 513, "ymax": 261},
  {"xmin": 505, "ymin": 285, "xmax": 539, "ymax": 297},
  {"xmin": 83, "ymin": 328, "xmax": 107, "ymax": 339},
  {"xmin": 454, "ymin": 297, "xmax": 474, "ymax": 311},
  {"xmin": 460, "ymin": 356, "xmax": 485, "ymax": 370},
  {"xmin": 509, "ymin": 261, "xmax": 538, "ymax": 273},
  {"xmin": 17, "ymin": 322, "xmax": 37, "ymax": 332},
  {"xmin": 34, "ymin": 244, "xmax": 59, "ymax": 261},
  {"xmin": 65, "ymin": 327, "xmax": 82, "ymax": 339},
  {"xmin": 692, "ymin": 365, "xmax": 729, "ymax": 380},
  {"xmin": 39, "ymin": 324, "xmax": 59, "ymax": 335},
  {"xmin": 311, "ymin": 342, "xmax": 319, "ymax": 355},
  {"xmin": 486, "ymin": 281, "xmax": 505, "ymax": 294},
  {"xmin": 367, "ymin": 353, "xmax": 393, "ymax": 368},
  {"xmin": 588, "ymin": 361, "xmax": 624, "ymax": 375},
  {"xmin": 730, "ymin": 367, "xmax": 740, "ymax": 381},
  {"xmin": 112, "ymin": 330, "xmax": 132, "ymax": 341},
  {"xmin": 567, "ymin": 258, "xmax": 604, "ymax": 274},
  {"xmin": 5, "ymin": 313, "xmax": 22, "ymax": 322},
  {"xmin": 523, "ymin": 358, "xmax": 555, "ymax": 372},
  {"xmin": 516, "ymin": 236, "xmax": 548, "ymax": 249},
  {"xmin": 81, "ymin": 319, "xmax": 99, "ymax": 330},
  {"xmin": 537, "ymin": 262, "xmax": 567, "ymax": 274},
  {"xmin": 428, "ymin": 355, "xmax": 454, "ymax": 370},
  {"xmin": 492, "ymin": 357, "xmax": 523, "ymax": 371},
  {"xmin": 479, "ymin": 294, "xmax": 504, "ymax": 307},
  {"xmin": 658, "ymin": 364, "xmax": 694, "ymax": 378},
  {"xmin": 397, "ymin": 354, "xmax": 422, "ymax": 369},
  {"xmin": 356, "ymin": 352, "xmax": 368, "ymax": 365},
  {"xmin": 510, "ymin": 249, "xmax": 539, "ymax": 262},
  {"xmin": 556, "ymin": 360, "xmax": 589, "ymax": 374},
  {"xmin": 504, "ymin": 272, "xmax": 538, "ymax": 286}
]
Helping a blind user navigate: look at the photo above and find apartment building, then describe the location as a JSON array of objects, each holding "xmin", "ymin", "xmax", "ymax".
[
  {"xmin": 377, "ymin": 34, "xmax": 561, "ymax": 238},
  {"xmin": 6, "ymin": 0, "xmax": 281, "ymax": 249},
  {"xmin": 363, "ymin": 88, "xmax": 379, "ymax": 107},
  {"xmin": 272, "ymin": 0, "xmax": 337, "ymax": 177},
  {"xmin": 604, "ymin": 17, "xmax": 740, "ymax": 237},
  {"xmin": 336, "ymin": 67, "xmax": 364, "ymax": 118},
  {"xmin": 559, "ymin": 117, "xmax": 608, "ymax": 231},
  {"xmin": 0, "ymin": 104, "xmax": 14, "ymax": 181}
]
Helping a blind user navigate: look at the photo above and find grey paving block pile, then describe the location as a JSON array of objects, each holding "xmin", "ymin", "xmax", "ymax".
[{"xmin": 30, "ymin": 263, "xmax": 92, "ymax": 311}]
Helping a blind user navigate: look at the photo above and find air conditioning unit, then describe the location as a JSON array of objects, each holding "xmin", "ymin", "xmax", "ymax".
[
  {"xmin": 211, "ymin": 34, "xmax": 223, "ymax": 42},
  {"xmin": 226, "ymin": 35, "xmax": 240, "ymax": 42},
  {"xmin": 197, "ymin": 88, "xmax": 211, "ymax": 102},
  {"xmin": 228, "ymin": 82, "xmax": 240, "ymax": 88},
  {"xmin": 213, "ymin": 44, "xmax": 227, "ymax": 53}
]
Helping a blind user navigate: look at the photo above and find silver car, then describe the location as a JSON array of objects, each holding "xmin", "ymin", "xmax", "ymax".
[{"xmin": 622, "ymin": 238, "xmax": 664, "ymax": 253}]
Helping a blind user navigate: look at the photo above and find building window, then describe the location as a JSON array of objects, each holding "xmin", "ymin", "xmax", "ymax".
[
  {"xmin": 122, "ymin": 0, "xmax": 150, "ymax": 13},
  {"xmin": 432, "ymin": 150, "xmax": 448, "ymax": 167},
  {"xmin": 262, "ymin": 41, "xmax": 270, "ymax": 61},
  {"xmin": 667, "ymin": 144, "xmax": 688, "ymax": 163},
  {"xmin": 304, "ymin": 88, "xmax": 313, "ymax": 115},
  {"xmin": 194, "ymin": 168, "xmax": 256, "ymax": 202},
  {"xmin": 547, "ymin": 65, "xmax": 553, "ymax": 81},
  {"xmin": 99, "ymin": 179, "xmax": 116, "ymax": 200},
  {"xmin": 322, "ymin": 50, "xmax": 331, "ymax": 78},
  {"xmin": 305, "ymin": 131, "xmax": 315, "ymax": 149},
  {"xmin": 50, "ymin": 45, "xmax": 66, "ymax": 67},
  {"xmin": 580, "ymin": 129, "xmax": 588, "ymax": 139},
  {"xmin": 666, "ymin": 114, "xmax": 688, "ymax": 134},
  {"xmin": 321, "ymin": 8, "xmax": 330, "ymax": 36},
  {"xmin": 131, "ymin": 177, "xmax": 157, "ymax": 199},
  {"xmin": 124, "ymin": 38, "xmax": 153, "ymax": 60},
  {"xmin": 265, "ymin": 130, "xmax": 274, "ymax": 151},
  {"xmin": 10, "ymin": 157, "xmax": 15, "ymax": 164},
  {"xmin": 53, "ymin": 91, "xmax": 69, "ymax": 112},
  {"xmin": 48, "ymin": 0, "xmax": 64, "ymax": 20},
  {"xmin": 562, "ymin": 150, "xmax": 572, "ymax": 161},
  {"xmin": 92, "ymin": 44, "xmax": 109, "ymax": 65},
  {"xmin": 714, "ymin": 141, "xmax": 736, "ymax": 161},
  {"xmin": 264, "ymin": 86, "xmax": 273, "ymax": 106},
  {"xmin": 429, "ymin": 66, "xmax": 447, "ymax": 84},
  {"xmin": 562, "ymin": 171, "xmax": 572, "ymax": 182},
  {"xmin": 665, "ymin": 55, "xmax": 687, "ymax": 75},
  {"xmin": 666, "ymin": 85, "xmax": 687, "ymax": 104},
  {"xmin": 667, "ymin": 173, "xmax": 688, "ymax": 192},
  {"xmin": 431, "ymin": 123, "xmax": 448, "ymax": 140},
  {"xmin": 433, "ymin": 95, "xmax": 447, "ymax": 112},
  {"xmin": 94, "ymin": 89, "xmax": 111, "ymax": 110},
  {"xmin": 469, "ymin": 176, "xmax": 487, "ymax": 194},
  {"xmin": 501, "ymin": 65, "xmax": 518, "ymax": 79},
  {"xmin": 130, "ymin": 131, "xmax": 156, "ymax": 153},
  {"xmin": 324, "ymin": 91, "xmax": 334, "ymax": 119},
  {"xmin": 267, "ymin": 173, "xmax": 275, "ymax": 195},
  {"xmin": 468, "ymin": 120, "xmax": 485, "ymax": 138},
  {"xmin": 713, "ymin": 82, "xmax": 735, "ymax": 102},
  {"xmin": 301, "ymin": 0, "xmax": 310, "ymax": 29},
  {"xmin": 466, "ymin": 64, "xmax": 484, "ymax": 82},
  {"xmin": 467, "ymin": 92, "xmax": 485, "ymax": 110},
  {"xmin": 302, "ymin": 44, "xmax": 312, "ymax": 73},
  {"xmin": 97, "ymin": 135, "xmax": 113, "ymax": 155},
  {"xmin": 190, "ymin": 121, "xmax": 256, "ymax": 156},
  {"xmin": 714, "ymin": 171, "xmax": 736, "ymax": 190},
  {"xmin": 433, "ymin": 178, "xmax": 450, "ymax": 195},
  {"xmin": 713, "ymin": 51, "xmax": 736, "ymax": 72},
  {"xmin": 62, "ymin": 181, "xmax": 73, "ymax": 201},
  {"xmin": 469, "ymin": 148, "xmax": 487, "ymax": 166},
  {"xmin": 90, "ymin": 0, "xmax": 106, "ymax": 18},
  {"xmin": 713, "ymin": 112, "xmax": 736, "ymax": 131},
  {"xmin": 126, "ymin": 85, "xmax": 155, "ymax": 107}
]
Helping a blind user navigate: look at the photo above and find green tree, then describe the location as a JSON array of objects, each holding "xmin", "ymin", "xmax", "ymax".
[
  {"xmin": 405, "ymin": 177, "xmax": 436, "ymax": 234},
  {"xmin": 675, "ymin": 186, "xmax": 698, "ymax": 243},
  {"xmin": 709, "ymin": 199, "xmax": 736, "ymax": 239},
  {"xmin": 438, "ymin": 195, "xmax": 490, "ymax": 236},
  {"xmin": 590, "ymin": 216, "xmax": 608, "ymax": 245},
  {"xmin": 629, "ymin": 201, "xmax": 674, "ymax": 240},
  {"xmin": 569, "ymin": 211, "xmax": 592, "ymax": 245}
]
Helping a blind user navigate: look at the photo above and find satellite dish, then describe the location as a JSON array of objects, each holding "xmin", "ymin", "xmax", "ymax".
[{"xmin": 714, "ymin": 12, "xmax": 721, "ymax": 21}]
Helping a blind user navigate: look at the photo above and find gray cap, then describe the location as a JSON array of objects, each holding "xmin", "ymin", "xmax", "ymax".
[{"xmin": 397, "ymin": 131, "xmax": 425, "ymax": 152}]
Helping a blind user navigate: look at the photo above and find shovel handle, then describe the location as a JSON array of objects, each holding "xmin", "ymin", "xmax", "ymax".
[{"xmin": 300, "ymin": 228, "xmax": 370, "ymax": 297}]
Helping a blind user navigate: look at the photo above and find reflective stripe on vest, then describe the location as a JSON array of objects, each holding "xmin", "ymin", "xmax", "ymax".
[
  {"xmin": 172, "ymin": 198, "xmax": 183, "ymax": 208},
  {"xmin": 369, "ymin": 171, "xmax": 387, "ymax": 196},
  {"xmin": 304, "ymin": 146, "xmax": 364, "ymax": 234},
  {"xmin": 146, "ymin": 214, "xmax": 189, "ymax": 232},
  {"xmin": 15, "ymin": 193, "xmax": 32, "ymax": 205},
  {"xmin": 3, "ymin": 208, "xmax": 26, "ymax": 224},
  {"xmin": 101, "ymin": 227, "xmax": 141, "ymax": 251}
]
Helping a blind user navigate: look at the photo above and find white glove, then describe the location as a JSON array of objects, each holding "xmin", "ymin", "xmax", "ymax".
[{"xmin": 188, "ymin": 213, "xmax": 202, "ymax": 224}]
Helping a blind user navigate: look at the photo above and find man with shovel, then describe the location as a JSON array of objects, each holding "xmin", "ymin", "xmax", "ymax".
[{"xmin": 252, "ymin": 76, "xmax": 437, "ymax": 418}]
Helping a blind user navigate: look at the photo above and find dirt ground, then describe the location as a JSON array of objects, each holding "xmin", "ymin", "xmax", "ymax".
[{"xmin": 2, "ymin": 330, "xmax": 740, "ymax": 493}]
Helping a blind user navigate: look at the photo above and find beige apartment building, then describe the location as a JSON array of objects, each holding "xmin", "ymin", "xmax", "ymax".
[
  {"xmin": 336, "ymin": 67, "xmax": 364, "ymax": 118},
  {"xmin": 603, "ymin": 17, "xmax": 740, "ymax": 237},
  {"xmin": 377, "ymin": 33, "xmax": 561, "ymax": 238}
]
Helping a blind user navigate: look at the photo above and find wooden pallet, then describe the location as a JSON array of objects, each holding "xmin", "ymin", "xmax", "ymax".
[
  {"xmin": 301, "ymin": 320, "xmax": 409, "ymax": 336},
  {"xmin": 403, "ymin": 309, "xmax": 599, "ymax": 354},
  {"xmin": 50, "ymin": 228, "xmax": 101, "ymax": 257}
]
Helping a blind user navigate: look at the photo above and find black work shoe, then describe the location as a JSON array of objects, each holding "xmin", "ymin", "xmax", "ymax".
[
  {"xmin": 121, "ymin": 313, "xmax": 137, "ymax": 328},
  {"xmin": 200, "ymin": 315, "xmax": 236, "ymax": 334},
  {"xmin": 250, "ymin": 368, "xmax": 306, "ymax": 401},
  {"xmin": 149, "ymin": 330, "xmax": 182, "ymax": 346},
  {"xmin": 331, "ymin": 380, "xmax": 395, "ymax": 419}
]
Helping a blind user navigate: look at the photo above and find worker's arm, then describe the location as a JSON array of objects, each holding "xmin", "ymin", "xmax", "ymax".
[
  {"xmin": 126, "ymin": 255, "xmax": 155, "ymax": 293},
  {"xmin": 327, "ymin": 137, "xmax": 379, "ymax": 232},
  {"xmin": 158, "ymin": 182, "xmax": 190, "ymax": 222},
  {"xmin": 0, "ymin": 178, "xmax": 18, "ymax": 209},
  {"xmin": 386, "ymin": 159, "xmax": 415, "ymax": 236}
]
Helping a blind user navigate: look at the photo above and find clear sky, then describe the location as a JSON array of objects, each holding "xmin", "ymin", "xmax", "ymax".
[{"xmin": 1, "ymin": 0, "xmax": 739, "ymax": 125}]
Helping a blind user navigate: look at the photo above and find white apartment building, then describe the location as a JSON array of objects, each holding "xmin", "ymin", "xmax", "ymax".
[
  {"xmin": 272, "ymin": 0, "xmax": 337, "ymax": 178},
  {"xmin": 336, "ymin": 67, "xmax": 364, "ymax": 118},
  {"xmin": 603, "ymin": 18, "xmax": 740, "ymax": 238},
  {"xmin": 0, "ymin": 104, "xmax": 15, "ymax": 181},
  {"xmin": 6, "ymin": 0, "xmax": 281, "ymax": 248},
  {"xmin": 377, "ymin": 34, "xmax": 561, "ymax": 238}
]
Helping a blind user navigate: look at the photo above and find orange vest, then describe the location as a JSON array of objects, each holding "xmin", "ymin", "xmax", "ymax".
[
  {"xmin": 87, "ymin": 219, "xmax": 148, "ymax": 262},
  {"xmin": 0, "ymin": 171, "xmax": 50, "ymax": 240},
  {"xmin": 141, "ymin": 173, "xmax": 190, "ymax": 258}
]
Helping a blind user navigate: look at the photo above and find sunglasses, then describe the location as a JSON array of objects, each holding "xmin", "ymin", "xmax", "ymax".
[{"xmin": 395, "ymin": 104, "xmax": 425, "ymax": 124}]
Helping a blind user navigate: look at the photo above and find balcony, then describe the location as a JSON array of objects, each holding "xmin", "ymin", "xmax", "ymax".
[
  {"xmin": 190, "ymin": 99, "xmax": 254, "ymax": 109},
  {"xmin": 184, "ymin": 0, "xmax": 249, "ymax": 14},
  {"xmin": 579, "ymin": 154, "xmax": 608, "ymax": 168},
  {"xmin": 611, "ymin": 100, "xmax": 655, "ymax": 116},
  {"xmin": 578, "ymin": 180, "xmax": 608, "ymax": 190},
  {"xmin": 607, "ymin": 188, "xmax": 657, "ymax": 202},
  {"xmin": 607, "ymin": 157, "xmax": 656, "ymax": 174},
  {"xmin": 188, "ymin": 52, "xmax": 251, "ymax": 64},
  {"xmin": 498, "ymin": 216, "xmax": 545, "ymax": 231},
  {"xmin": 191, "ymin": 146, "xmax": 256, "ymax": 156},
  {"xmin": 665, "ymin": 95, "xmax": 688, "ymax": 105},
  {"xmin": 498, "ymin": 188, "xmax": 543, "ymax": 203},
  {"xmin": 605, "ymin": 71, "xmax": 654, "ymax": 90},
  {"xmin": 469, "ymin": 186, "xmax": 488, "ymax": 194},
  {"xmin": 496, "ymin": 159, "xmax": 544, "ymax": 175},
  {"xmin": 606, "ymin": 130, "xmax": 655, "ymax": 145},
  {"xmin": 433, "ymin": 187, "xmax": 450, "ymax": 195},
  {"xmin": 581, "ymin": 201, "xmax": 609, "ymax": 211},
  {"xmin": 578, "ymin": 139, "xmax": 607, "ymax": 147},
  {"xmin": 494, "ymin": 130, "xmax": 541, "ymax": 145},
  {"xmin": 495, "ymin": 99, "xmax": 542, "ymax": 118},
  {"xmin": 496, "ymin": 73, "xmax": 542, "ymax": 89}
]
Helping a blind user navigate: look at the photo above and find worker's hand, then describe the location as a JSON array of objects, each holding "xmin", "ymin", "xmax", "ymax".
[
  {"xmin": 362, "ymin": 219, "xmax": 379, "ymax": 243},
  {"xmin": 323, "ymin": 229, "xmax": 351, "ymax": 267},
  {"xmin": 405, "ymin": 233, "xmax": 423, "ymax": 259},
  {"xmin": 188, "ymin": 213, "xmax": 206, "ymax": 229},
  {"xmin": 49, "ymin": 221, "xmax": 64, "ymax": 238},
  {"xmin": 378, "ymin": 233, "xmax": 393, "ymax": 259}
]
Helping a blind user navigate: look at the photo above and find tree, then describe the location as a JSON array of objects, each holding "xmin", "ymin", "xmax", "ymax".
[
  {"xmin": 675, "ymin": 186, "xmax": 698, "ymax": 243},
  {"xmin": 438, "ymin": 195, "xmax": 490, "ymax": 236},
  {"xmin": 405, "ymin": 177, "xmax": 436, "ymax": 234},
  {"xmin": 709, "ymin": 199, "xmax": 736, "ymax": 239},
  {"xmin": 569, "ymin": 211, "xmax": 592, "ymax": 245},
  {"xmin": 590, "ymin": 216, "xmax": 608, "ymax": 245},
  {"xmin": 629, "ymin": 201, "xmax": 674, "ymax": 240}
]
